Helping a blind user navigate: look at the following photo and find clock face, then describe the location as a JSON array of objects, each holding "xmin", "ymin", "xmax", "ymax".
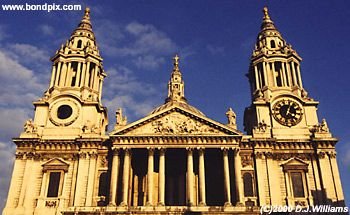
[{"xmin": 272, "ymin": 99, "xmax": 303, "ymax": 127}]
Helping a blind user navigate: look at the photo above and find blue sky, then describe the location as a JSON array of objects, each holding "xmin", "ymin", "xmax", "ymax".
[{"xmin": 0, "ymin": 0, "xmax": 349, "ymax": 210}]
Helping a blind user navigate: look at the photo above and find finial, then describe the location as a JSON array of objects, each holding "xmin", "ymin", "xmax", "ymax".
[
  {"xmin": 173, "ymin": 54, "xmax": 180, "ymax": 67},
  {"xmin": 263, "ymin": 6, "xmax": 270, "ymax": 20},
  {"xmin": 84, "ymin": 7, "xmax": 90, "ymax": 18}
]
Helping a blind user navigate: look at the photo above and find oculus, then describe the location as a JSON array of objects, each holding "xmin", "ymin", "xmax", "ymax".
[{"xmin": 49, "ymin": 99, "xmax": 80, "ymax": 126}]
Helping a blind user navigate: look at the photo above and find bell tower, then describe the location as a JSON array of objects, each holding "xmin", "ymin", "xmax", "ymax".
[
  {"xmin": 26, "ymin": 8, "xmax": 108, "ymax": 139},
  {"xmin": 244, "ymin": 7, "xmax": 325, "ymax": 139}
]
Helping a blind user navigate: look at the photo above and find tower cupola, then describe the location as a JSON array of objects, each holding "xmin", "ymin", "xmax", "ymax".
[
  {"xmin": 248, "ymin": 7, "xmax": 306, "ymax": 101},
  {"xmin": 47, "ymin": 7, "xmax": 106, "ymax": 102},
  {"xmin": 166, "ymin": 54, "xmax": 186, "ymax": 103}
]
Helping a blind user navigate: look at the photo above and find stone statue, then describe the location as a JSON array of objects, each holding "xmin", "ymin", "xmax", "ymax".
[
  {"xmin": 226, "ymin": 107, "xmax": 237, "ymax": 128},
  {"xmin": 115, "ymin": 108, "xmax": 127, "ymax": 127},
  {"xmin": 24, "ymin": 119, "xmax": 36, "ymax": 133},
  {"xmin": 319, "ymin": 118, "xmax": 329, "ymax": 132}
]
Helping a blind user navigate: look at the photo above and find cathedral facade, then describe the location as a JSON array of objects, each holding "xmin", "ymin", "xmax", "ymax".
[{"xmin": 3, "ymin": 7, "xmax": 345, "ymax": 215}]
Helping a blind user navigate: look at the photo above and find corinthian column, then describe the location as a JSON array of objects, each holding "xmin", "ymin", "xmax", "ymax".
[
  {"xmin": 223, "ymin": 148, "xmax": 232, "ymax": 206},
  {"xmin": 147, "ymin": 148, "xmax": 154, "ymax": 206},
  {"xmin": 158, "ymin": 148, "xmax": 166, "ymax": 206},
  {"xmin": 187, "ymin": 148, "xmax": 194, "ymax": 206},
  {"xmin": 109, "ymin": 148, "xmax": 120, "ymax": 206},
  {"xmin": 120, "ymin": 149, "xmax": 131, "ymax": 206},
  {"xmin": 198, "ymin": 148, "xmax": 206, "ymax": 206},
  {"xmin": 234, "ymin": 149, "xmax": 244, "ymax": 205}
]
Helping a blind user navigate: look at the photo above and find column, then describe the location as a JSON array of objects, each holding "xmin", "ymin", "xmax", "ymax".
[
  {"xmin": 271, "ymin": 62, "xmax": 277, "ymax": 86},
  {"xmin": 84, "ymin": 62, "xmax": 91, "ymax": 87},
  {"xmin": 223, "ymin": 148, "xmax": 231, "ymax": 206},
  {"xmin": 147, "ymin": 148, "xmax": 154, "ymax": 206},
  {"xmin": 198, "ymin": 148, "xmax": 206, "ymax": 206},
  {"xmin": 54, "ymin": 62, "xmax": 62, "ymax": 86},
  {"xmin": 59, "ymin": 63, "xmax": 67, "ymax": 86},
  {"xmin": 75, "ymin": 62, "xmax": 82, "ymax": 87},
  {"xmin": 254, "ymin": 65, "xmax": 260, "ymax": 89},
  {"xmin": 281, "ymin": 62, "xmax": 287, "ymax": 86},
  {"xmin": 109, "ymin": 149, "xmax": 120, "ymax": 206},
  {"xmin": 296, "ymin": 65, "xmax": 303, "ymax": 88},
  {"xmin": 99, "ymin": 79, "xmax": 103, "ymax": 101},
  {"xmin": 120, "ymin": 149, "xmax": 131, "ymax": 206},
  {"xmin": 86, "ymin": 153, "xmax": 97, "ymax": 206},
  {"xmin": 284, "ymin": 171, "xmax": 291, "ymax": 205},
  {"xmin": 93, "ymin": 65, "xmax": 99, "ymax": 90},
  {"xmin": 234, "ymin": 149, "xmax": 244, "ymax": 205},
  {"xmin": 187, "ymin": 148, "xmax": 194, "ymax": 206},
  {"xmin": 158, "ymin": 148, "xmax": 165, "ymax": 206},
  {"xmin": 291, "ymin": 62, "xmax": 298, "ymax": 87},
  {"xmin": 329, "ymin": 152, "xmax": 345, "ymax": 203},
  {"xmin": 65, "ymin": 62, "xmax": 72, "ymax": 86},
  {"xmin": 49, "ymin": 64, "xmax": 56, "ymax": 88},
  {"xmin": 80, "ymin": 63, "xmax": 87, "ymax": 87},
  {"xmin": 263, "ymin": 62, "xmax": 269, "ymax": 86}
]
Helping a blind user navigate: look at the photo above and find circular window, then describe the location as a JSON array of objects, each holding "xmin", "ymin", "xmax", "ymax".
[{"xmin": 57, "ymin": 105, "xmax": 73, "ymax": 119}]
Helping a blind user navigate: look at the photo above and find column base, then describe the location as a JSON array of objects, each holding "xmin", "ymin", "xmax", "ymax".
[
  {"xmin": 146, "ymin": 202, "xmax": 153, "ymax": 206},
  {"xmin": 224, "ymin": 202, "xmax": 232, "ymax": 207},
  {"xmin": 198, "ymin": 202, "xmax": 207, "ymax": 206},
  {"xmin": 157, "ymin": 202, "xmax": 165, "ymax": 206},
  {"xmin": 235, "ymin": 202, "xmax": 244, "ymax": 206},
  {"xmin": 119, "ymin": 202, "xmax": 128, "ymax": 207},
  {"xmin": 187, "ymin": 202, "xmax": 194, "ymax": 207},
  {"xmin": 108, "ymin": 202, "xmax": 116, "ymax": 207}
]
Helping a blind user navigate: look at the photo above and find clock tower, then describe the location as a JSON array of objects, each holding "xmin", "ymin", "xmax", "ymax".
[
  {"xmin": 243, "ymin": 7, "xmax": 344, "ymax": 207},
  {"xmin": 244, "ymin": 7, "xmax": 320, "ymax": 139},
  {"xmin": 25, "ymin": 7, "xmax": 108, "ymax": 139}
]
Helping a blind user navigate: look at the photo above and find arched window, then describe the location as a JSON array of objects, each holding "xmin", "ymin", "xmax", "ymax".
[
  {"xmin": 77, "ymin": 40, "xmax": 82, "ymax": 48},
  {"xmin": 243, "ymin": 172, "xmax": 254, "ymax": 197},
  {"xmin": 270, "ymin": 40, "xmax": 276, "ymax": 48},
  {"xmin": 98, "ymin": 172, "xmax": 108, "ymax": 197}
]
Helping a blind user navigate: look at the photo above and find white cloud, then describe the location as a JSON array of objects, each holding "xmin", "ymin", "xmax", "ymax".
[
  {"xmin": 0, "ymin": 49, "xmax": 47, "ymax": 108},
  {"xmin": 0, "ymin": 25, "xmax": 8, "ymax": 41},
  {"xmin": 5, "ymin": 43, "xmax": 49, "ymax": 64},
  {"xmin": 337, "ymin": 142, "xmax": 350, "ymax": 166},
  {"xmin": 206, "ymin": 44, "xmax": 225, "ymax": 55},
  {"xmin": 103, "ymin": 65, "xmax": 162, "ymax": 124},
  {"xmin": 132, "ymin": 55, "xmax": 165, "ymax": 70},
  {"xmin": 95, "ymin": 21, "xmax": 177, "ymax": 69},
  {"xmin": 38, "ymin": 24, "xmax": 54, "ymax": 36},
  {"xmin": 0, "ymin": 141, "xmax": 15, "ymax": 211}
]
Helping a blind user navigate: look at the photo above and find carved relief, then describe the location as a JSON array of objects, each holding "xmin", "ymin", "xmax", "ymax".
[
  {"xmin": 82, "ymin": 120, "xmax": 100, "ymax": 134},
  {"xmin": 253, "ymin": 120, "xmax": 268, "ymax": 133},
  {"xmin": 241, "ymin": 154, "xmax": 253, "ymax": 167},
  {"xmin": 24, "ymin": 119, "xmax": 37, "ymax": 133},
  {"xmin": 45, "ymin": 200, "xmax": 58, "ymax": 207},
  {"xmin": 129, "ymin": 113, "xmax": 220, "ymax": 135},
  {"xmin": 311, "ymin": 118, "xmax": 330, "ymax": 133}
]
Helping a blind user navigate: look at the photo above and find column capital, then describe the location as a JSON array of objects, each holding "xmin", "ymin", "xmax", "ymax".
[
  {"xmin": 111, "ymin": 147, "xmax": 120, "ymax": 155},
  {"xmin": 186, "ymin": 147, "xmax": 194, "ymax": 151},
  {"xmin": 146, "ymin": 147, "xmax": 155, "ymax": 152},
  {"xmin": 220, "ymin": 147, "xmax": 230, "ymax": 151}
]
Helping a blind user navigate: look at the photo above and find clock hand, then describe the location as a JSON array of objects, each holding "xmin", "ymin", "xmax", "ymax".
[{"xmin": 286, "ymin": 105, "xmax": 291, "ymax": 117}]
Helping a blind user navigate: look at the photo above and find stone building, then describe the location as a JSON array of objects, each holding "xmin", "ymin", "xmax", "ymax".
[{"xmin": 3, "ymin": 7, "xmax": 345, "ymax": 215}]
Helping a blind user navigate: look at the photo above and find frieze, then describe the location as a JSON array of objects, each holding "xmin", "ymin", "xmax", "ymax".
[
  {"xmin": 241, "ymin": 154, "xmax": 253, "ymax": 167},
  {"xmin": 127, "ymin": 113, "xmax": 221, "ymax": 135}
]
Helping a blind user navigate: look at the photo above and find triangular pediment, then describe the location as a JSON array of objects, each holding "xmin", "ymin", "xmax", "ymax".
[
  {"xmin": 281, "ymin": 157, "xmax": 309, "ymax": 170},
  {"xmin": 42, "ymin": 158, "xmax": 69, "ymax": 172},
  {"xmin": 110, "ymin": 105, "xmax": 242, "ymax": 136}
]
